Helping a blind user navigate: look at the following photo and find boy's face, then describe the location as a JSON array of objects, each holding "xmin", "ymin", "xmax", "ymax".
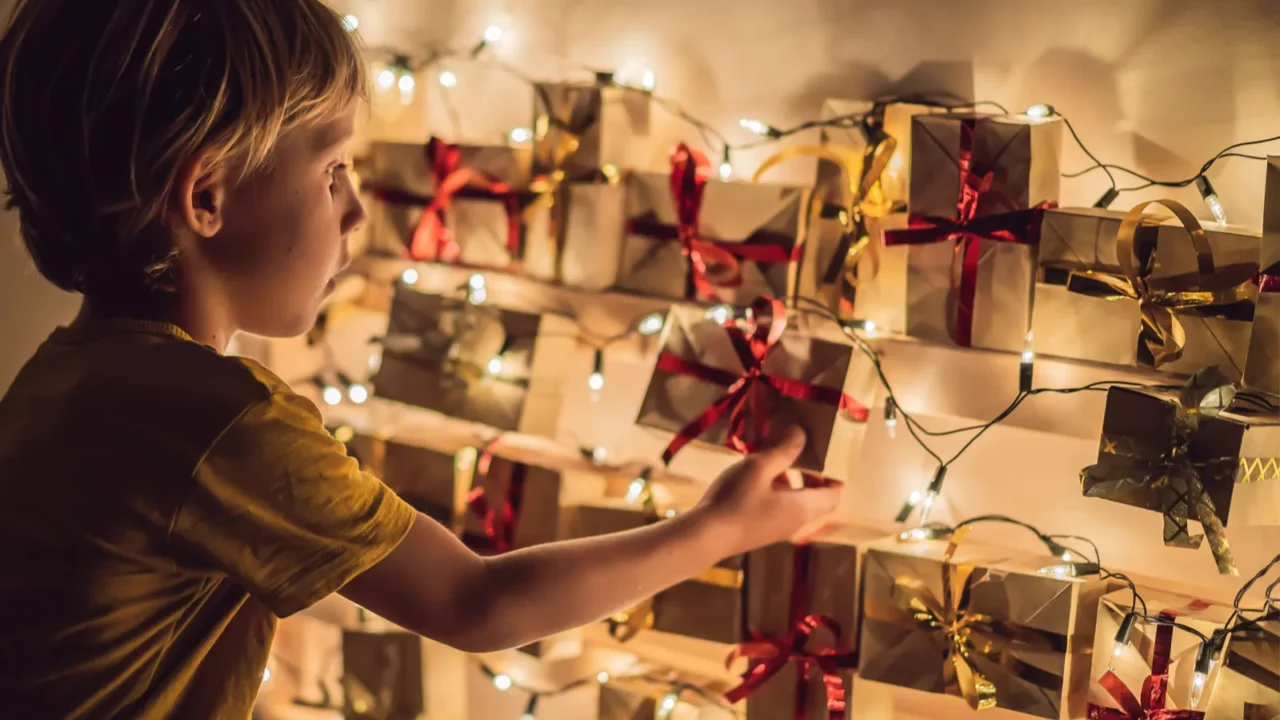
[{"xmin": 199, "ymin": 105, "xmax": 363, "ymax": 339}]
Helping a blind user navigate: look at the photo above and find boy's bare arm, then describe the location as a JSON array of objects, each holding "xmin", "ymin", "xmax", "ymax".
[{"xmin": 339, "ymin": 428, "xmax": 840, "ymax": 652}]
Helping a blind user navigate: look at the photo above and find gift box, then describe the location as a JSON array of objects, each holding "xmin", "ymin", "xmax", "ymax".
[
  {"xmin": 617, "ymin": 144, "xmax": 808, "ymax": 304},
  {"xmin": 567, "ymin": 502, "xmax": 747, "ymax": 644},
  {"xmin": 342, "ymin": 630, "xmax": 426, "ymax": 720},
  {"xmin": 457, "ymin": 448, "xmax": 565, "ymax": 554},
  {"xmin": 598, "ymin": 683, "xmax": 657, "ymax": 720},
  {"xmin": 635, "ymin": 298, "xmax": 872, "ymax": 478},
  {"xmin": 1244, "ymin": 156, "xmax": 1280, "ymax": 396},
  {"xmin": 1222, "ymin": 405, "xmax": 1280, "ymax": 528},
  {"xmin": 1031, "ymin": 203, "xmax": 1261, "ymax": 380},
  {"xmin": 1080, "ymin": 368, "xmax": 1265, "ymax": 574},
  {"xmin": 731, "ymin": 526, "xmax": 887, "ymax": 719},
  {"xmin": 359, "ymin": 138, "xmax": 534, "ymax": 266},
  {"xmin": 522, "ymin": 177, "xmax": 628, "ymax": 290},
  {"xmin": 531, "ymin": 81, "xmax": 651, "ymax": 181},
  {"xmin": 858, "ymin": 537, "xmax": 1117, "ymax": 719},
  {"xmin": 1207, "ymin": 614, "xmax": 1279, "ymax": 720},
  {"xmin": 372, "ymin": 286, "xmax": 574, "ymax": 436},
  {"xmin": 346, "ymin": 434, "xmax": 469, "ymax": 529},
  {"xmin": 817, "ymin": 98, "xmax": 942, "ymax": 210}
]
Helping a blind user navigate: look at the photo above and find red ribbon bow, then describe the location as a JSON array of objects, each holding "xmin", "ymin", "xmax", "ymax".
[
  {"xmin": 883, "ymin": 117, "xmax": 1052, "ymax": 347},
  {"xmin": 408, "ymin": 137, "xmax": 523, "ymax": 263},
  {"xmin": 656, "ymin": 297, "xmax": 869, "ymax": 465},
  {"xmin": 1087, "ymin": 607, "xmax": 1207, "ymax": 720},
  {"xmin": 725, "ymin": 535, "xmax": 855, "ymax": 719},
  {"xmin": 464, "ymin": 437, "xmax": 525, "ymax": 554},
  {"xmin": 1256, "ymin": 270, "xmax": 1279, "ymax": 293}
]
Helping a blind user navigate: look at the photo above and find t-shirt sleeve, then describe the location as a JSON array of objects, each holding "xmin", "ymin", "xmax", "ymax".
[{"xmin": 170, "ymin": 389, "xmax": 419, "ymax": 617}]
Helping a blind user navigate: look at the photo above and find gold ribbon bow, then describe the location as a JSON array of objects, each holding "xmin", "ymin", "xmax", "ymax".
[
  {"xmin": 607, "ymin": 565, "xmax": 744, "ymax": 642},
  {"xmin": 863, "ymin": 536, "xmax": 1066, "ymax": 711},
  {"xmin": 1064, "ymin": 199, "xmax": 1258, "ymax": 370}
]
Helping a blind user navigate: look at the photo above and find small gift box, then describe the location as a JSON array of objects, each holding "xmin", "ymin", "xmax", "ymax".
[
  {"xmin": 818, "ymin": 98, "xmax": 942, "ymax": 209},
  {"xmin": 346, "ymin": 434, "xmax": 469, "ymax": 529},
  {"xmin": 359, "ymin": 138, "xmax": 533, "ymax": 266},
  {"xmin": 522, "ymin": 178, "xmax": 628, "ymax": 290},
  {"xmin": 635, "ymin": 298, "xmax": 872, "ymax": 478},
  {"xmin": 1031, "ymin": 202, "xmax": 1261, "ymax": 381},
  {"xmin": 858, "ymin": 535, "xmax": 1117, "ymax": 719},
  {"xmin": 1207, "ymin": 613, "xmax": 1279, "ymax": 720},
  {"xmin": 1244, "ymin": 156, "xmax": 1280, "ymax": 397},
  {"xmin": 1080, "ymin": 368, "xmax": 1267, "ymax": 574},
  {"xmin": 342, "ymin": 629, "xmax": 426, "ymax": 720},
  {"xmin": 617, "ymin": 144, "xmax": 809, "ymax": 304},
  {"xmin": 1221, "ymin": 404, "xmax": 1280, "ymax": 528},
  {"xmin": 531, "ymin": 81, "xmax": 652, "ymax": 180},
  {"xmin": 457, "ymin": 448, "xmax": 564, "ymax": 553},
  {"xmin": 731, "ymin": 526, "xmax": 887, "ymax": 719},
  {"xmin": 372, "ymin": 285, "xmax": 575, "ymax": 436}
]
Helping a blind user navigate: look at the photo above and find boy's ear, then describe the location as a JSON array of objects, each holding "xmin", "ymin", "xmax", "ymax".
[{"xmin": 172, "ymin": 152, "xmax": 229, "ymax": 238}]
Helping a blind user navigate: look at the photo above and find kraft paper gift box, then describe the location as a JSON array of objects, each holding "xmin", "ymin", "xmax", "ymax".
[
  {"xmin": 1031, "ymin": 203, "xmax": 1261, "ymax": 382},
  {"xmin": 532, "ymin": 81, "xmax": 652, "ymax": 180},
  {"xmin": 735, "ymin": 526, "xmax": 887, "ymax": 719},
  {"xmin": 359, "ymin": 138, "xmax": 533, "ymax": 266},
  {"xmin": 818, "ymin": 98, "xmax": 943, "ymax": 210},
  {"xmin": 346, "ymin": 434, "xmax": 468, "ymax": 529},
  {"xmin": 522, "ymin": 178, "xmax": 628, "ymax": 290},
  {"xmin": 342, "ymin": 630, "xmax": 426, "ymax": 720},
  {"xmin": 457, "ymin": 452, "xmax": 564, "ymax": 554},
  {"xmin": 858, "ymin": 538, "xmax": 1117, "ymax": 719},
  {"xmin": 1220, "ymin": 404, "xmax": 1280, "ymax": 528},
  {"xmin": 1244, "ymin": 156, "xmax": 1280, "ymax": 397},
  {"xmin": 1209, "ymin": 614, "xmax": 1280, "ymax": 720},
  {"xmin": 617, "ymin": 145, "xmax": 809, "ymax": 304},
  {"xmin": 635, "ymin": 300, "xmax": 874, "ymax": 478},
  {"xmin": 1079, "ymin": 368, "xmax": 1264, "ymax": 575},
  {"xmin": 372, "ymin": 286, "xmax": 575, "ymax": 436}
]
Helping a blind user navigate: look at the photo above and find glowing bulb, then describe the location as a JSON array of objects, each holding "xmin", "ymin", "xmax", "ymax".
[
  {"xmin": 493, "ymin": 674, "xmax": 512, "ymax": 691},
  {"xmin": 1190, "ymin": 643, "xmax": 1214, "ymax": 708},
  {"xmin": 919, "ymin": 491, "xmax": 937, "ymax": 524},
  {"xmin": 718, "ymin": 162, "xmax": 733, "ymax": 181},
  {"xmin": 863, "ymin": 320, "xmax": 877, "ymax": 335},
  {"xmin": 625, "ymin": 476, "xmax": 647, "ymax": 504},
  {"xmin": 592, "ymin": 446, "xmax": 608, "ymax": 463},
  {"xmin": 640, "ymin": 68, "xmax": 656, "ymax": 91},
  {"xmin": 397, "ymin": 73, "xmax": 415, "ymax": 93},
  {"xmin": 519, "ymin": 714, "xmax": 534, "ymax": 720},
  {"xmin": 1019, "ymin": 331, "xmax": 1035, "ymax": 392},
  {"xmin": 347, "ymin": 383, "xmax": 369, "ymax": 405},
  {"xmin": 659, "ymin": 692, "xmax": 679, "ymax": 715},
  {"xmin": 508, "ymin": 127, "xmax": 533, "ymax": 144},
  {"xmin": 368, "ymin": 351, "xmax": 382, "ymax": 373},
  {"xmin": 587, "ymin": 372, "xmax": 605, "ymax": 391},
  {"xmin": 438, "ymin": 70, "xmax": 458, "ymax": 88},
  {"xmin": 637, "ymin": 312, "xmax": 665, "ymax": 336},
  {"xmin": 322, "ymin": 386, "xmax": 343, "ymax": 406},
  {"xmin": 597, "ymin": 671, "xmax": 610, "ymax": 684},
  {"xmin": 401, "ymin": 267, "xmax": 419, "ymax": 285},
  {"xmin": 1021, "ymin": 332, "xmax": 1035, "ymax": 364},
  {"xmin": 884, "ymin": 399, "xmax": 899, "ymax": 439},
  {"xmin": 1037, "ymin": 563, "xmax": 1075, "ymax": 578},
  {"xmin": 468, "ymin": 274, "xmax": 486, "ymax": 290},
  {"xmin": 739, "ymin": 118, "xmax": 770, "ymax": 136},
  {"xmin": 483, "ymin": 24, "xmax": 504, "ymax": 43},
  {"xmin": 1112, "ymin": 644, "xmax": 1124, "ymax": 658},
  {"xmin": 1190, "ymin": 671, "xmax": 1207, "ymax": 708},
  {"xmin": 1195, "ymin": 176, "xmax": 1227, "ymax": 226},
  {"xmin": 1025, "ymin": 103, "xmax": 1055, "ymax": 120},
  {"xmin": 705, "ymin": 304, "xmax": 732, "ymax": 325},
  {"xmin": 664, "ymin": 508, "xmax": 677, "ymax": 518},
  {"xmin": 907, "ymin": 490, "xmax": 922, "ymax": 506},
  {"xmin": 262, "ymin": 667, "xmax": 272, "ymax": 684},
  {"xmin": 487, "ymin": 356, "xmax": 504, "ymax": 376},
  {"xmin": 341, "ymin": 14, "xmax": 359, "ymax": 32},
  {"xmin": 469, "ymin": 286, "xmax": 487, "ymax": 305},
  {"xmin": 1060, "ymin": 550, "xmax": 1073, "ymax": 562},
  {"xmin": 375, "ymin": 68, "xmax": 396, "ymax": 92}
]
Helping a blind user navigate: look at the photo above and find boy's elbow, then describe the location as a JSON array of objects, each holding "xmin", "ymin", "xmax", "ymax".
[{"xmin": 427, "ymin": 564, "xmax": 523, "ymax": 653}]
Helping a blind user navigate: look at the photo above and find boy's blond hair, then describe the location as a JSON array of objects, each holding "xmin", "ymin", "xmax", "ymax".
[{"xmin": 0, "ymin": 0, "xmax": 365, "ymax": 299}]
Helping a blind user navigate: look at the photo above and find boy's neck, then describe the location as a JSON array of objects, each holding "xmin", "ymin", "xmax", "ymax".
[{"xmin": 72, "ymin": 294, "xmax": 236, "ymax": 353}]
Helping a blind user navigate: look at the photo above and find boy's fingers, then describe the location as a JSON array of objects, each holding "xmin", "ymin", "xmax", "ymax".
[
  {"xmin": 794, "ymin": 485, "xmax": 843, "ymax": 517},
  {"xmin": 749, "ymin": 426, "xmax": 806, "ymax": 477}
]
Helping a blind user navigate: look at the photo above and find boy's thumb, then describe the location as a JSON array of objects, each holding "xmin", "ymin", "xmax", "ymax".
[{"xmin": 750, "ymin": 426, "xmax": 806, "ymax": 476}]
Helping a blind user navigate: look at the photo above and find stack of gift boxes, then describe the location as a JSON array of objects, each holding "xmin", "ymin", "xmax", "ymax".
[{"xmin": 337, "ymin": 82, "xmax": 1280, "ymax": 719}]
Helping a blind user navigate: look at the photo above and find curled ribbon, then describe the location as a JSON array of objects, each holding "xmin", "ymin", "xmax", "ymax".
[
  {"xmin": 1081, "ymin": 367, "xmax": 1239, "ymax": 575},
  {"xmin": 627, "ymin": 144, "xmax": 803, "ymax": 302},
  {"xmin": 460, "ymin": 436, "xmax": 525, "ymax": 554},
  {"xmin": 883, "ymin": 117, "xmax": 1050, "ymax": 347},
  {"xmin": 1087, "ymin": 608, "xmax": 1206, "ymax": 719},
  {"xmin": 1062, "ymin": 199, "xmax": 1259, "ymax": 369},
  {"xmin": 724, "ymin": 533, "xmax": 855, "ymax": 720},
  {"xmin": 656, "ymin": 296, "xmax": 869, "ymax": 465}
]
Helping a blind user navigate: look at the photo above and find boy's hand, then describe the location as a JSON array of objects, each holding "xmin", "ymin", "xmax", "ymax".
[{"xmin": 692, "ymin": 426, "xmax": 843, "ymax": 554}]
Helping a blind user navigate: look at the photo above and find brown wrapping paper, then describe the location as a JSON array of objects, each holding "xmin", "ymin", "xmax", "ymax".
[
  {"xmin": 818, "ymin": 99, "xmax": 942, "ymax": 209},
  {"xmin": 1222, "ymin": 406, "xmax": 1280, "ymax": 528},
  {"xmin": 372, "ymin": 286, "xmax": 574, "ymax": 436},
  {"xmin": 617, "ymin": 171, "xmax": 809, "ymax": 303},
  {"xmin": 523, "ymin": 180, "xmax": 628, "ymax": 290},
  {"xmin": 634, "ymin": 305, "xmax": 859, "ymax": 476},
  {"xmin": 909, "ymin": 113, "xmax": 1063, "ymax": 221},
  {"xmin": 1244, "ymin": 156, "xmax": 1280, "ymax": 396},
  {"xmin": 598, "ymin": 684, "xmax": 658, "ymax": 720},
  {"xmin": 532, "ymin": 82, "xmax": 652, "ymax": 179},
  {"xmin": 347, "ymin": 434, "xmax": 465, "ymax": 528},
  {"xmin": 741, "ymin": 526, "xmax": 887, "ymax": 719},
  {"xmin": 1208, "ymin": 615, "xmax": 1280, "ymax": 720},
  {"xmin": 459, "ymin": 454, "xmax": 564, "ymax": 552},
  {"xmin": 801, "ymin": 212, "xmax": 910, "ymax": 333},
  {"xmin": 858, "ymin": 540, "xmax": 1115, "ymax": 719},
  {"xmin": 359, "ymin": 141, "xmax": 533, "ymax": 265},
  {"xmin": 1032, "ymin": 206, "xmax": 1262, "ymax": 381},
  {"xmin": 342, "ymin": 630, "xmax": 426, "ymax": 720}
]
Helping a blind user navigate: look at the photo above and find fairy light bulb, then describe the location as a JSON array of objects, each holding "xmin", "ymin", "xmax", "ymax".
[
  {"xmin": 587, "ymin": 349, "xmax": 605, "ymax": 394},
  {"xmin": 884, "ymin": 398, "xmax": 898, "ymax": 439},
  {"xmin": 375, "ymin": 68, "xmax": 397, "ymax": 92},
  {"xmin": 705, "ymin": 304, "xmax": 732, "ymax": 325},
  {"xmin": 1025, "ymin": 103, "xmax": 1055, "ymax": 120},
  {"xmin": 1019, "ymin": 331, "xmax": 1035, "ymax": 392},
  {"xmin": 368, "ymin": 350, "xmax": 382, "ymax": 373},
  {"xmin": 438, "ymin": 70, "xmax": 458, "ymax": 88},
  {"xmin": 739, "ymin": 118, "xmax": 774, "ymax": 137},
  {"xmin": 508, "ymin": 127, "xmax": 533, "ymax": 144},
  {"xmin": 341, "ymin": 14, "xmax": 359, "ymax": 32},
  {"xmin": 467, "ymin": 274, "xmax": 487, "ymax": 304},
  {"xmin": 492, "ymin": 674, "xmax": 512, "ymax": 691},
  {"xmin": 718, "ymin": 161, "xmax": 733, "ymax": 181},
  {"xmin": 1060, "ymin": 550, "xmax": 1073, "ymax": 562},
  {"xmin": 397, "ymin": 73, "xmax": 416, "ymax": 105},
  {"xmin": 487, "ymin": 356, "xmax": 504, "ymax": 376},
  {"xmin": 519, "ymin": 694, "xmax": 538, "ymax": 720},
  {"xmin": 483, "ymin": 24, "xmax": 504, "ymax": 43},
  {"xmin": 1195, "ymin": 176, "xmax": 1228, "ymax": 227},
  {"xmin": 625, "ymin": 475, "xmax": 648, "ymax": 504},
  {"xmin": 658, "ymin": 692, "xmax": 679, "ymax": 717},
  {"xmin": 919, "ymin": 490, "xmax": 937, "ymax": 524},
  {"xmin": 401, "ymin": 267, "xmax": 419, "ymax": 285},
  {"xmin": 640, "ymin": 68, "xmax": 656, "ymax": 92},
  {"xmin": 347, "ymin": 383, "xmax": 369, "ymax": 405},
  {"xmin": 592, "ymin": 446, "xmax": 608, "ymax": 463},
  {"xmin": 519, "ymin": 715, "xmax": 534, "ymax": 720},
  {"xmin": 1109, "ymin": 613, "xmax": 1137, "ymax": 670},
  {"xmin": 1190, "ymin": 642, "xmax": 1214, "ymax": 708},
  {"xmin": 637, "ymin": 312, "xmax": 665, "ymax": 336},
  {"xmin": 322, "ymin": 385, "xmax": 343, "ymax": 406},
  {"xmin": 596, "ymin": 671, "xmax": 610, "ymax": 684}
]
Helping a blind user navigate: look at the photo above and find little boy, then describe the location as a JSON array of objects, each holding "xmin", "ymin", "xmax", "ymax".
[{"xmin": 0, "ymin": 1, "xmax": 842, "ymax": 718}]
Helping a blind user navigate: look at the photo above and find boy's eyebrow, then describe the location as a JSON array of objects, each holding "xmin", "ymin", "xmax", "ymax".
[{"xmin": 311, "ymin": 119, "xmax": 355, "ymax": 154}]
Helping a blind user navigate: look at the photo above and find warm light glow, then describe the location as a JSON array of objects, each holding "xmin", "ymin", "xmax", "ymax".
[
  {"xmin": 1190, "ymin": 671, "xmax": 1207, "ymax": 708},
  {"xmin": 1025, "ymin": 103, "xmax": 1054, "ymax": 120},
  {"xmin": 322, "ymin": 386, "xmax": 343, "ymax": 406},
  {"xmin": 863, "ymin": 320, "xmax": 877, "ymax": 336},
  {"xmin": 587, "ymin": 372, "xmax": 605, "ymax": 392},
  {"xmin": 739, "ymin": 118, "xmax": 770, "ymax": 136},
  {"xmin": 509, "ymin": 127, "xmax": 533, "ymax": 144},
  {"xmin": 469, "ymin": 286, "xmax": 488, "ymax": 305},
  {"xmin": 1113, "ymin": 644, "xmax": 1125, "ymax": 658},
  {"xmin": 637, "ymin": 312, "xmax": 665, "ymax": 336},
  {"xmin": 368, "ymin": 351, "xmax": 382, "ymax": 373},
  {"xmin": 493, "ymin": 674, "xmax": 512, "ymax": 691},
  {"xmin": 347, "ymin": 383, "xmax": 369, "ymax": 405},
  {"xmin": 401, "ymin": 267, "xmax": 419, "ymax": 285},
  {"xmin": 907, "ymin": 490, "xmax": 922, "ymax": 506},
  {"xmin": 659, "ymin": 692, "xmax": 679, "ymax": 715},
  {"xmin": 262, "ymin": 667, "xmax": 272, "ymax": 683},
  {"xmin": 1060, "ymin": 550, "xmax": 1073, "ymax": 562},
  {"xmin": 592, "ymin": 446, "xmax": 608, "ymax": 462},
  {"xmin": 333, "ymin": 425, "xmax": 355, "ymax": 444},
  {"xmin": 664, "ymin": 509, "xmax": 677, "ymax": 518},
  {"xmin": 483, "ymin": 24, "xmax": 504, "ymax": 43},
  {"xmin": 375, "ymin": 69, "xmax": 397, "ymax": 92},
  {"xmin": 1204, "ymin": 194, "xmax": 1227, "ymax": 226},
  {"xmin": 597, "ymin": 671, "xmax": 610, "ymax": 684},
  {"xmin": 397, "ymin": 73, "xmax": 416, "ymax": 93},
  {"xmin": 468, "ymin": 274, "xmax": 486, "ymax": 290},
  {"xmin": 487, "ymin": 356, "xmax": 504, "ymax": 376},
  {"xmin": 640, "ymin": 68, "xmax": 656, "ymax": 91},
  {"xmin": 705, "ymin": 304, "xmax": 732, "ymax": 325},
  {"xmin": 1021, "ymin": 331, "xmax": 1035, "ymax": 364},
  {"xmin": 625, "ymin": 477, "xmax": 647, "ymax": 504},
  {"xmin": 519, "ymin": 714, "xmax": 534, "ymax": 720},
  {"xmin": 438, "ymin": 70, "xmax": 458, "ymax": 88},
  {"xmin": 341, "ymin": 14, "xmax": 359, "ymax": 32},
  {"xmin": 919, "ymin": 491, "xmax": 936, "ymax": 523},
  {"xmin": 718, "ymin": 162, "xmax": 733, "ymax": 181}
]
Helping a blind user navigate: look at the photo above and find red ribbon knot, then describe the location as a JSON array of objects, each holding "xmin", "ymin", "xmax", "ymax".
[{"xmin": 408, "ymin": 137, "xmax": 523, "ymax": 264}]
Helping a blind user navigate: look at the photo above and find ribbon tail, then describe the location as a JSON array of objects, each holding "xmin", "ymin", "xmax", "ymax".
[
  {"xmin": 1186, "ymin": 470, "xmax": 1238, "ymax": 575},
  {"xmin": 661, "ymin": 387, "xmax": 746, "ymax": 465},
  {"xmin": 950, "ymin": 650, "xmax": 998, "ymax": 711}
]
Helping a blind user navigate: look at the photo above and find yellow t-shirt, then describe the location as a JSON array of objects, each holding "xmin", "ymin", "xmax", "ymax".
[{"xmin": 0, "ymin": 319, "xmax": 418, "ymax": 719}]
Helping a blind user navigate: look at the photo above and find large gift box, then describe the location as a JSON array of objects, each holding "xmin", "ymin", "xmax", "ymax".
[
  {"xmin": 372, "ymin": 285, "xmax": 575, "ymax": 436},
  {"xmin": 731, "ymin": 526, "xmax": 887, "ymax": 719},
  {"xmin": 346, "ymin": 434, "xmax": 469, "ymax": 530},
  {"xmin": 359, "ymin": 138, "xmax": 533, "ymax": 266},
  {"xmin": 456, "ymin": 446, "xmax": 565, "ymax": 554},
  {"xmin": 858, "ymin": 537, "xmax": 1117, "ymax": 719},
  {"xmin": 617, "ymin": 144, "xmax": 809, "ymax": 304},
  {"xmin": 1080, "ymin": 368, "xmax": 1278, "ymax": 573},
  {"xmin": 342, "ymin": 630, "xmax": 425, "ymax": 720},
  {"xmin": 884, "ymin": 113, "xmax": 1064, "ymax": 351},
  {"xmin": 1089, "ymin": 591, "xmax": 1278, "ymax": 719},
  {"xmin": 635, "ymin": 298, "xmax": 874, "ymax": 478},
  {"xmin": 1244, "ymin": 156, "xmax": 1280, "ymax": 396},
  {"xmin": 1031, "ymin": 202, "xmax": 1261, "ymax": 381}
]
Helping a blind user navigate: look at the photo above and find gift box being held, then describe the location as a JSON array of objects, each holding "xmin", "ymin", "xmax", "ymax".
[
  {"xmin": 635, "ymin": 297, "xmax": 872, "ymax": 478},
  {"xmin": 617, "ymin": 144, "xmax": 809, "ymax": 304},
  {"xmin": 372, "ymin": 285, "xmax": 575, "ymax": 436},
  {"xmin": 1244, "ymin": 156, "xmax": 1280, "ymax": 397},
  {"xmin": 1079, "ymin": 368, "xmax": 1274, "ymax": 574},
  {"xmin": 885, "ymin": 113, "xmax": 1063, "ymax": 351},
  {"xmin": 360, "ymin": 137, "xmax": 533, "ymax": 266},
  {"xmin": 858, "ymin": 534, "xmax": 1118, "ymax": 719},
  {"xmin": 1032, "ymin": 201, "xmax": 1261, "ymax": 380}
]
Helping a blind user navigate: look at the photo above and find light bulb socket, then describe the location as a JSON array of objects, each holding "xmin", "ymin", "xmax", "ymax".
[
  {"xmin": 592, "ymin": 349, "xmax": 604, "ymax": 375},
  {"xmin": 1019, "ymin": 358, "xmax": 1034, "ymax": 393},
  {"xmin": 1193, "ymin": 641, "xmax": 1215, "ymax": 675},
  {"xmin": 926, "ymin": 466, "xmax": 948, "ymax": 495},
  {"xmin": 594, "ymin": 70, "xmax": 616, "ymax": 86},
  {"xmin": 524, "ymin": 694, "xmax": 539, "ymax": 714},
  {"xmin": 1114, "ymin": 612, "xmax": 1137, "ymax": 647},
  {"xmin": 1093, "ymin": 187, "xmax": 1120, "ymax": 209},
  {"xmin": 883, "ymin": 398, "xmax": 898, "ymax": 422},
  {"xmin": 1194, "ymin": 175, "xmax": 1217, "ymax": 201}
]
